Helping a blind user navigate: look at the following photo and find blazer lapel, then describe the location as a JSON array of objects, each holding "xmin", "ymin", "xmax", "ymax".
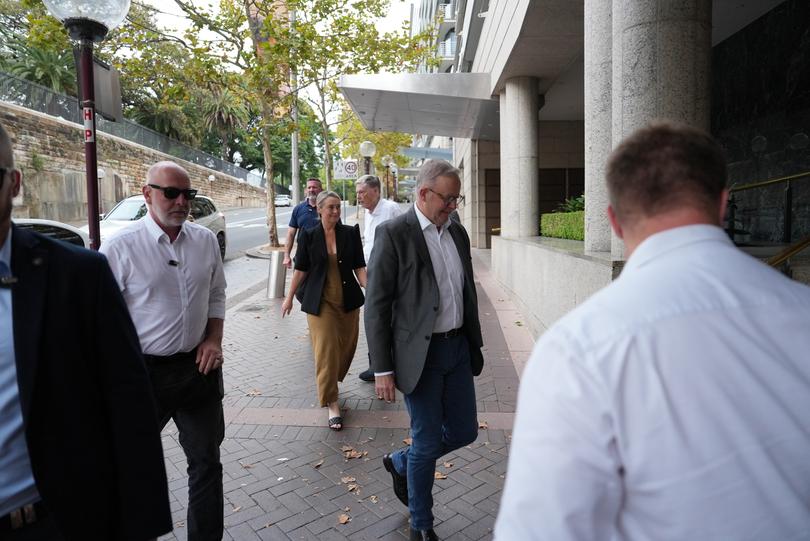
[
  {"xmin": 406, "ymin": 208, "xmax": 436, "ymax": 282},
  {"xmin": 336, "ymin": 222, "xmax": 348, "ymax": 257},
  {"xmin": 10, "ymin": 225, "xmax": 48, "ymax": 421},
  {"xmin": 448, "ymin": 222, "xmax": 474, "ymax": 286}
]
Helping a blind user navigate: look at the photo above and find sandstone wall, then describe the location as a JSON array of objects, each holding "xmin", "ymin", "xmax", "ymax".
[{"xmin": 1, "ymin": 101, "xmax": 266, "ymax": 221}]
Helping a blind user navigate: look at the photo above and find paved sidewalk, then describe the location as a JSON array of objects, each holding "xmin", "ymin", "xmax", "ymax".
[{"xmin": 159, "ymin": 248, "xmax": 533, "ymax": 541}]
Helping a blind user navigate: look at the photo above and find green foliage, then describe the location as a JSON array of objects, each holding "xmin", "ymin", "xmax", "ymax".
[
  {"xmin": 336, "ymin": 106, "xmax": 411, "ymax": 171},
  {"xmin": 555, "ymin": 195, "xmax": 585, "ymax": 213},
  {"xmin": 30, "ymin": 151, "xmax": 44, "ymax": 171},
  {"xmin": 540, "ymin": 211, "xmax": 584, "ymax": 241}
]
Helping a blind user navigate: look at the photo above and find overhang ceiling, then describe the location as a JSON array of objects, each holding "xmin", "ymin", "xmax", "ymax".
[{"xmin": 339, "ymin": 0, "xmax": 787, "ymax": 140}]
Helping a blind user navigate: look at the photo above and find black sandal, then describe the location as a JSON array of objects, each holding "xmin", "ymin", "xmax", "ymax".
[{"xmin": 328, "ymin": 416, "xmax": 343, "ymax": 431}]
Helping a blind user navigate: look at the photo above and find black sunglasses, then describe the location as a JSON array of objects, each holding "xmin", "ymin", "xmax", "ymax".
[
  {"xmin": 0, "ymin": 167, "xmax": 8, "ymax": 189},
  {"xmin": 148, "ymin": 184, "xmax": 198, "ymax": 200}
]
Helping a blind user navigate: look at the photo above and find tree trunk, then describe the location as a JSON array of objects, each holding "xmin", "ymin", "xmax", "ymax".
[{"xmin": 262, "ymin": 130, "xmax": 280, "ymax": 247}]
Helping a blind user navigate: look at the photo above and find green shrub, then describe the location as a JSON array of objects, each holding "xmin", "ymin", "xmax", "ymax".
[
  {"xmin": 540, "ymin": 210, "xmax": 584, "ymax": 240},
  {"xmin": 556, "ymin": 195, "xmax": 585, "ymax": 213}
]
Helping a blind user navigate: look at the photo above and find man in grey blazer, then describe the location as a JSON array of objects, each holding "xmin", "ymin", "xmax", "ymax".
[{"xmin": 365, "ymin": 160, "xmax": 484, "ymax": 541}]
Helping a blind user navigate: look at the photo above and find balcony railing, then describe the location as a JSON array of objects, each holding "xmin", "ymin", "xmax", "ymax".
[
  {"xmin": 438, "ymin": 39, "xmax": 457, "ymax": 58},
  {"xmin": 0, "ymin": 71, "xmax": 266, "ymax": 187},
  {"xmin": 441, "ymin": 2, "xmax": 456, "ymax": 21}
]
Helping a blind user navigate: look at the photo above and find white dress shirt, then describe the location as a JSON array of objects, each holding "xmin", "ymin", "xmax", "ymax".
[
  {"xmin": 100, "ymin": 212, "xmax": 226, "ymax": 356},
  {"xmin": 495, "ymin": 225, "xmax": 810, "ymax": 541},
  {"xmin": 363, "ymin": 198, "xmax": 401, "ymax": 262},
  {"xmin": 414, "ymin": 204, "xmax": 464, "ymax": 333}
]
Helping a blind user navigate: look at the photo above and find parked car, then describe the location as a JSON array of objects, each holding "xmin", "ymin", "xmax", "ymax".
[
  {"xmin": 274, "ymin": 194, "xmax": 292, "ymax": 207},
  {"xmin": 81, "ymin": 194, "xmax": 227, "ymax": 260},
  {"xmin": 13, "ymin": 218, "xmax": 91, "ymax": 248}
]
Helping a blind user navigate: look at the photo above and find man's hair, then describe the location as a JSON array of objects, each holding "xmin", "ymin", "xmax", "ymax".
[
  {"xmin": 316, "ymin": 190, "xmax": 340, "ymax": 208},
  {"xmin": 356, "ymin": 175, "xmax": 381, "ymax": 191},
  {"xmin": 606, "ymin": 122, "xmax": 727, "ymax": 220},
  {"xmin": 416, "ymin": 159, "xmax": 460, "ymax": 188},
  {"xmin": 306, "ymin": 178, "xmax": 323, "ymax": 186},
  {"xmin": 0, "ymin": 123, "xmax": 14, "ymax": 169}
]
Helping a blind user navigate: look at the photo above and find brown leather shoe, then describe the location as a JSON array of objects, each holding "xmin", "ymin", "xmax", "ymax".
[
  {"xmin": 383, "ymin": 453, "xmax": 408, "ymax": 506},
  {"xmin": 409, "ymin": 528, "xmax": 438, "ymax": 541}
]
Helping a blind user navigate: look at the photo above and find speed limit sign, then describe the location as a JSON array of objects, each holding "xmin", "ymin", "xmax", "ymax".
[{"xmin": 344, "ymin": 160, "xmax": 358, "ymax": 177}]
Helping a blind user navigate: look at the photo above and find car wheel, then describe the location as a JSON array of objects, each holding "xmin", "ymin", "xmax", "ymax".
[{"xmin": 217, "ymin": 232, "xmax": 226, "ymax": 261}]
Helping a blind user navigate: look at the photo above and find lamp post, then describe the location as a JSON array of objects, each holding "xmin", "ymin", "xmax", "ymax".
[
  {"xmin": 359, "ymin": 140, "xmax": 376, "ymax": 175},
  {"xmin": 381, "ymin": 155, "xmax": 392, "ymax": 199},
  {"xmin": 43, "ymin": 0, "xmax": 131, "ymax": 250}
]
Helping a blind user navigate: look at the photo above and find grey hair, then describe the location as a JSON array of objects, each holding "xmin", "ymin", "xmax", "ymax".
[
  {"xmin": 356, "ymin": 174, "xmax": 381, "ymax": 190},
  {"xmin": 416, "ymin": 159, "xmax": 460, "ymax": 188},
  {"xmin": 316, "ymin": 190, "xmax": 341, "ymax": 208}
]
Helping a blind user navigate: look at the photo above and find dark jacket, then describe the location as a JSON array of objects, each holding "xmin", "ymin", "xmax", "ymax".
[
  {"xmin": 10, "ymin": 225, "xmax": 172, "ymax": 540},
  {"xmin": 364, "ymin": 207, "xmax": 484, "ymax": 394},
  {"xmin": 294, "ymin": 222, "xmax": 366, "ymax": 315}
]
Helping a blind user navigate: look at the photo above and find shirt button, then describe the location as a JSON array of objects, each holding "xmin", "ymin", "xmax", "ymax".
[
  {"xmin": 342, "ymin": 281, "xmax": 346, "ymax": 284},
  {"xmin": 433, "ymin": 306, "xmax": 438, "ymax": 311},
  {"xmin": 338, "ymin": 260, "xmax": 342, "ymax": 263}
]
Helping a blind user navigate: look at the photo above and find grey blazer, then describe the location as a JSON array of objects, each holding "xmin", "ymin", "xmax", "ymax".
[{"xmin": 364, "ymin": 206, "xmax": 484, "ymax": 395}]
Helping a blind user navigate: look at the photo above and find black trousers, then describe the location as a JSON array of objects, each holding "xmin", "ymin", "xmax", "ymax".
[{"xmin": 146, "ymin": 352, "xmax": 225, "ymax": 541}]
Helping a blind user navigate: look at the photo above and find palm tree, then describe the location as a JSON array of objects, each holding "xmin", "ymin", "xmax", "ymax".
[
  {"xmin": 6, "ymin": 42, "xmax": 76, "ymax": 95},
  {"xmin": 200, "ymin": 88, "xmax": 249, "ymax": 160}
]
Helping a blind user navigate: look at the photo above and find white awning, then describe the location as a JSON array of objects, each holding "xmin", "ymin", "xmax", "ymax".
[{"xmin": 338, "ymin": 73, "xmax": 500, "ymax": 140}]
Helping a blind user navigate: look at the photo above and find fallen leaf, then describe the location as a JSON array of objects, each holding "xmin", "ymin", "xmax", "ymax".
[
  {"xmin": 479, "ymin": 421, "xmax": 489, "ymax": 429},
  {"xmin": 514, "ymin": 320, "xmax": 523, "ymax": 327},
  {"xmin": 434, "ymin": 471, "xmax": 448, "ymax": 480},
  {"xmin": 232, "ymin": 506, "xmax": 242, "ymax": 513},
  {"xmin": 246, "ymin": 389, "xmax": 262, "ymax": 397},
  {"xmin": 174, "ymin": 521, "xmax": 185, "ymax": 528},
  {"xmin": 261, "ymin": 522, "xmax": 274, "ymax": 529},
  {"xmin": 276, "ymin": 477, "xmax": 284, "ymax": 481},
  {"xmin": 344, "ymin": 507, "xmax": 351, "ymax": 512},
  {"xmin": 240, "ymin": 462, "xmax": 254, "ymax": 469},
  {"xmin": 344, "ymin": 450, "xmax": 364, "ymax": 459},
  {"xmin": 338, "ymin": 514, "xmax": 351, "ymax": 525},
  {"xmin": 348, "ymin": 484, "xmax": 359, "ymax": 492},
  {"xmin": 403, "ymin": 437, "xmax": 413, "ymax": 445},
  {"xmin": 341, "ymin": 476, "xmax": 356, "ymax": 484},
  {"xmin": 313, "ymin": 459, "xmax": 324, "ymax": 468},
  {"xmin": 276, "ymin": 457, "xmax": 289, "ymax": 462},
  {"xmin": 443, "ymin": 462, "xmax": 454, "ymax": 468},
  {"xmin": 341, "ymin": 445, "xmax": 354, "ymax": 452},
  {"xmin": 369, "ymin": 495, "xmax": 379, "ymax": 503}
]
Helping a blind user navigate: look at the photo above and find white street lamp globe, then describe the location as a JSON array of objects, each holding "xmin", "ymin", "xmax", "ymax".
[
  {"xmin": 43, "ymin": 0, "xmax": 131, "ymax": 41},
  {"xmin": 381, "ymin": 155, "xmax": 392, "ymax": 167},
  {"xmin": 359, "ymin": 140, "xmax": 377, "ymax": 158}
]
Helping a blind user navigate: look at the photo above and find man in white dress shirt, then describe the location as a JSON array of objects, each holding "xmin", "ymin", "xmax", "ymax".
[
  {"xmin": 101, "ymin": 161, "xmax": 227, "ymax": 541},
  {"xmin": 355, "ymin": 174, "xmax": 401, "ymax": 382},
  {"xmin": 495, "ymin": 122, "xmax": 810, "ymax": 541}
]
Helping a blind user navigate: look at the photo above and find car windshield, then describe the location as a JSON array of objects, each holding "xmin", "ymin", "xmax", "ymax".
[{"xmin": 105, "ymin": 200, "xmax": 147, "ymax": 221}]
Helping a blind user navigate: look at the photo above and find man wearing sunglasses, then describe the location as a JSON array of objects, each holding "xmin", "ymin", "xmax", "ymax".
[
  {"xmin": 0, "ymin": 123, "xmax": 171, "ymax": 539},
  {"xmin": 365, "ymin": 160, "xmax": 483, "ymax": 541},
  {"xmin": 101, "ymin": 161, "xmax": 227, "ymax": 541}
]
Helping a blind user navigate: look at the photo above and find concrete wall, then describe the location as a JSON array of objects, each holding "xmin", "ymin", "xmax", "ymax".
[
  {"xmin": 538, "ymin": 121, "xmax": 584, "ymax": 168},
  {"xmin": 1, "ymin": 102, "xmax": 265, "ymax": 221},
  {"xmin": 473, "ymin": 0, "xmax": 530, "ymax": 85},
  {"xmin": 492, "ymin": 235, "xmax": 622, "ymax": 338}
]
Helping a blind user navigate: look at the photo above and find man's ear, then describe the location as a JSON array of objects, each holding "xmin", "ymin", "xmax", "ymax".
[
  {"xmin": 718, "ymin": 188, "xmax": 730, "ymax": 226},
  {"xmin": 607, "ymin": 204, "xmax": 623, "ymax": 239},
  {"xmin": 142, "ymin": 184, "xmax": 152, "ymax": 204},
  {"xmin": 11, "ymin": 169, "xmax": 21, "ymax": 198}
]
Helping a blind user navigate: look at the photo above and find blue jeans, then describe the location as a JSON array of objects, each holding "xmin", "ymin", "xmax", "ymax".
[
  {"xmin": 148, "ymin": 356, "xmax": 224, "ymax": 541},
  {"xmin": 391, "ymin": 335, "xmax": 479, "ymax": 530}
]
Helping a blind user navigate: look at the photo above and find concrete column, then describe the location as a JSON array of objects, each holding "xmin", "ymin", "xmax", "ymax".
[
  {"xmin": 611, "ymin": 0, "xmax": 711, "ymax": 257},
  {"xmin": 500, "ymin": 76, "xmax": 540, "ymax": 237},
  {"xmin": 584, "ymin": 0, "xmax": 613, "ymax": 252}
]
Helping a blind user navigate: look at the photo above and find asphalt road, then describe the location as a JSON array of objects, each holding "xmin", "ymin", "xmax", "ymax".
[{"xmin": 223, "ymin": 203, "xmax": 360, "ymax": 261}]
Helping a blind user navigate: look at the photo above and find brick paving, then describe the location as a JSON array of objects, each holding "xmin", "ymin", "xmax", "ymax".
[{"xmin": 158, "ymin": 248, "xmax": 529, "ymax": 541}]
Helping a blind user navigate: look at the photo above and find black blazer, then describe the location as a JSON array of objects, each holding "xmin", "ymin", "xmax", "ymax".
[
  {"xmin": 10, "ymin": 225, "xmax": 171, "ymax": 540},
  {"xmin": 294, "ymin": 222, "xmax": 366, "ymax": 315}
]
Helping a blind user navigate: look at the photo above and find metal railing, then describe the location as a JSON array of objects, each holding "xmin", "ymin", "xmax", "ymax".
[
  {"xmin": 727, "ymin": 171, "xmax": 810, "ymax": 270},
  {"xmin": 438, "ymin": 39, "xmax": 456, "ymax": 58},
  {"xmin": 0, "ymin": 71, "xmax": 266, "ymax": 187}
]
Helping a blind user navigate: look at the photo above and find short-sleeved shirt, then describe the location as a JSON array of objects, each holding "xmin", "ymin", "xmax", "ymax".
[{"xmin": 289, "ymin": 201, "xmax": 320, "ymax": 231}]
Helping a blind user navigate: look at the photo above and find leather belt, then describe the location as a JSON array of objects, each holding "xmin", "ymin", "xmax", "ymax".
[
  {"xmin": 432, "ymin": 328, "xmax": 462, "ymax": 339},
  {"xmin": 143, "ymin": 348, "xmax": 197, "ymax": 365},
  {"xmin": 0, "ymin": 501, "xmax": 48, "ymax": 532}
]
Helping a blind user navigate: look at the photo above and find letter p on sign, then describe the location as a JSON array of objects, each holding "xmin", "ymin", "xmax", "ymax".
[{"xmin": 83, "ymin": 107, "xmax": 95, "ymax": 142}]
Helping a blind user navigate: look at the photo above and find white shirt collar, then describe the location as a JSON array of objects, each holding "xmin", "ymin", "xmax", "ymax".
[
  {"xmin": 624, "ymin": 224, "xmax": 732, "ymax": 274},
  {"xmin": 414, "ymin": 204, "xmax": 449, "ymax": 233},
  {"xmin": 0, "ymin": 227, "xmax": 11, "ymax": 269}
]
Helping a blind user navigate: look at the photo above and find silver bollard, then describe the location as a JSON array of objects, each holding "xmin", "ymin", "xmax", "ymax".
[{"xmin": 266, "ymin": 250, "xmax": 287, "ymax": 298}]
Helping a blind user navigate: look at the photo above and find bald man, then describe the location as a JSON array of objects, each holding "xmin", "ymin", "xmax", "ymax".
[
  {"xmin": 0, "ymin": 123, "xmax": 171, "ymax": 539},
  {"xmin": 101, "ymin": 161, "xmax": 227, "ymax": 541}
]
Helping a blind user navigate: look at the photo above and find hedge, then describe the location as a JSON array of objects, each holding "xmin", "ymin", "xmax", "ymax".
[{"xmin": 540, "ymin": 210, "xmax": 584, "ymax": 241}]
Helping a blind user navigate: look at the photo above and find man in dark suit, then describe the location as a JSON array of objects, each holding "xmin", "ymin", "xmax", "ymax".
[
  {"xmin": 0, "ymin": 122, "xmax": 171, "ymax": 540},
  {"xmin": 365, "ymin": 160, "xmax": 484, "ymax": 541}
]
